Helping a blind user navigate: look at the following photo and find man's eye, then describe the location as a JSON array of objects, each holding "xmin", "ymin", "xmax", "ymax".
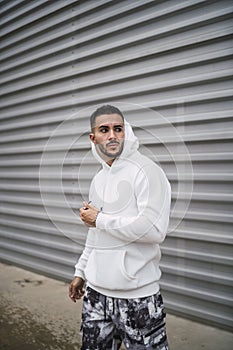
[
  {"xmin": 115, "ymin": 127, "xmax": 123, "ymax": 132},
  {"xmin": 100, "ymin": 128, "xmax": 108, "ymax": 133}
]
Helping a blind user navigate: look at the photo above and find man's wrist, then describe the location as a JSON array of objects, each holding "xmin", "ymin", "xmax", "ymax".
[{"xmin": 74, "ymin": 274, "xmax": 85, "ymax": 282}]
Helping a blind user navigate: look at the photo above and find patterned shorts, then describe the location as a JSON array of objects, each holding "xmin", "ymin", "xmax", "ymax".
[{"xmin": 81, "ymin": 286, "xmax": 169, "ymax": 350}]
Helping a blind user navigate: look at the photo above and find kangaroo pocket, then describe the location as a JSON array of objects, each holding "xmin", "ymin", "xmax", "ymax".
[{"xmin": 85, "ymin": 249, "xmax": 137, "ymax": 290}]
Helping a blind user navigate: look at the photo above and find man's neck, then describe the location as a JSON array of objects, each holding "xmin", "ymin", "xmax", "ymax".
[{"xmin": 106, "ymin": 159, "xmax": 115, "ymax": 167}]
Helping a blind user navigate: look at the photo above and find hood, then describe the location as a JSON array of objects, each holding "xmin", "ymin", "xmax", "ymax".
[{"xmin": 91, "ymin": 120, "xmax": 139, "ymax": 168}]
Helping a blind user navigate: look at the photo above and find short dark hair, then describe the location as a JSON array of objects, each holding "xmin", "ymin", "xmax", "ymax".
[{"xmin": 90, "ymin": 105, "xmax": 124, "ymax": 130}]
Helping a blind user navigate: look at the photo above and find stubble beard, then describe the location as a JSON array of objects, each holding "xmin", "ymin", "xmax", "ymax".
[{"xmin": 97, "ymin": 141, "xmax": 124, "ymax": 159}]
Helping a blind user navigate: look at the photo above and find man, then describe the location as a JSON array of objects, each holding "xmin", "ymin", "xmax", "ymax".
[{"xmin": 69, "ymin": 105, "xmax": 171, "ymax": 349}]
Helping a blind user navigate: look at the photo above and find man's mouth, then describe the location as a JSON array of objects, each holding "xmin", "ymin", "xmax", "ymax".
[{"xmin": 107, "ymin": 142, "xmax": 119, "ymax": 147}]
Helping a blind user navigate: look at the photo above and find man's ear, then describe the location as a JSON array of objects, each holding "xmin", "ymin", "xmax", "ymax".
[{"xmin": 89, "ymin": 133, "xmax": 96, "ymax": 144}]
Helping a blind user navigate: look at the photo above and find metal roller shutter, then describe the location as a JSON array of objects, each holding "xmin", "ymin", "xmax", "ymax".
[{"xmin": 0, "ymin": 0, "xmax": 232, "ymax": 330}]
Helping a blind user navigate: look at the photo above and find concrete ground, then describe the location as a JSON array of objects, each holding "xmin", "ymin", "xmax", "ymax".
[{"xmin": 0, "ymin": 262, "xmax": 232, "ymax": 350}]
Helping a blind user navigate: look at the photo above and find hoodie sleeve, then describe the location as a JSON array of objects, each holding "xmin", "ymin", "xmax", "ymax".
[
  {"xmin": 74, "ymin": 245, "xmax": 90, "ymax": 279},
  {"xmin": 96, "ymin": 163, "xmax": 171, "ymax": 243},
  {"xmin": 74, "ymin": 229, "xmax": 95, "ymax": 279}
]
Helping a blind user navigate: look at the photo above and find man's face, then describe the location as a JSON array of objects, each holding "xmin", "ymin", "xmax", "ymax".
[{"xmin": 90, "ymin": 114, "xmax": 125, "ymax": 162}]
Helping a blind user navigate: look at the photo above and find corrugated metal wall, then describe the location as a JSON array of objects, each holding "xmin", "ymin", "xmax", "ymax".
[{"xmin": 0, "ymin": 0, "xmax": 232, "ymax": 330}]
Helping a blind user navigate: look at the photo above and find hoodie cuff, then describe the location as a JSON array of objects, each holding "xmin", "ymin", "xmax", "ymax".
[
  {"xmin": 74, "ymin": 268, "xmax": 86, "ymax": 280},
  {"xmin": 95, "ymin": 212, "xmax": 106, "ymax": 229}
]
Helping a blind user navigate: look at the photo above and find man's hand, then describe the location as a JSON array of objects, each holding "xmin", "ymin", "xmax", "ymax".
[
  {"xmin": 79, "ymin": 201, "xmax": 99, "ymax": 227},
  {"xmin": 69, "ymin": 276, "xmax": 85, "ymax": 302}
]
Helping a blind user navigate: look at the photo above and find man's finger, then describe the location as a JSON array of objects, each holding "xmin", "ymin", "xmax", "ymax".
[
  {"xmin": 69, "ymin": 284, "xmax": 77, "ymax": 300},
  {"xmin": 82, "ymin": 201, "xmax": 90, "ymax": 210}
]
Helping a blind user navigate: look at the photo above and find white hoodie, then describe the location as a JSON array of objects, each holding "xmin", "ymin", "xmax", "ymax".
[{"xmin": 75, "ymin": 121, "xmax": 171, "ymax": 298}]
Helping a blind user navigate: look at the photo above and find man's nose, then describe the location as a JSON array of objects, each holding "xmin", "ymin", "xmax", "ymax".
[{"xmin": 108, "ymin": 128, "xmax": 116, "ymax": 139}]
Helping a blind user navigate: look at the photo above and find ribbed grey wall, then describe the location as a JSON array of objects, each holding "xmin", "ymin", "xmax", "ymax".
[{"xmin": 0, "ymin": 0, "xmax": 232, "ymax": 330}]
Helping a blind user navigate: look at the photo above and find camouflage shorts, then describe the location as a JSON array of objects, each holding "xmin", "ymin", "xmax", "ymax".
[{"xmin": 81, "ymin": 286, "xmax": 169, "ymax": 350}]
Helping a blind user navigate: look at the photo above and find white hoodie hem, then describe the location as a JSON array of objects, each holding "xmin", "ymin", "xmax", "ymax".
[{"xmin": 86, "ymin": 281, "xmax": 160, "ymax": 299}]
